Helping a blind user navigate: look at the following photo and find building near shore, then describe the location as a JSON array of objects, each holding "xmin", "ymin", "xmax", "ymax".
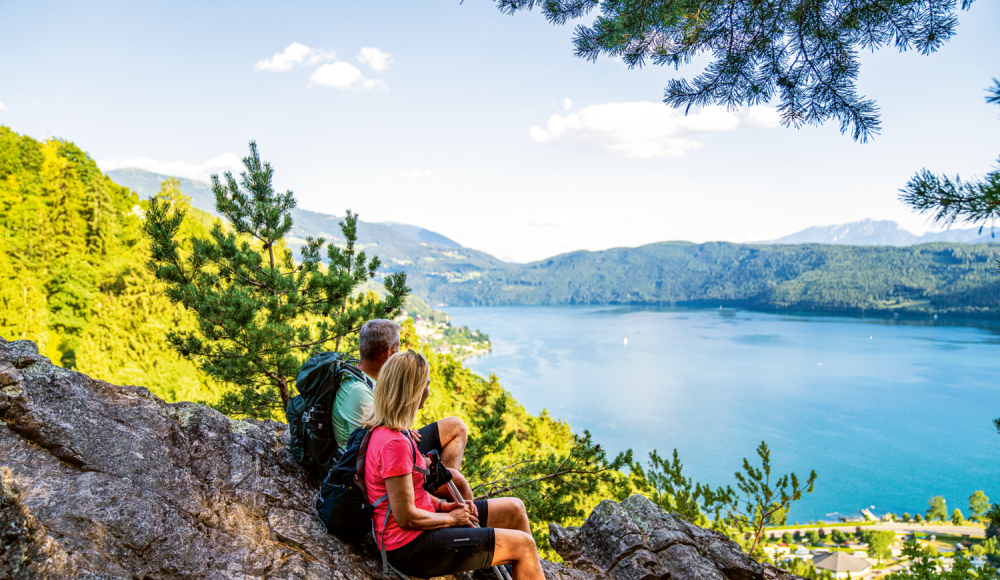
[{"xmin": 812, "ymin": 552, "xmax": 872, "ymax": 579}]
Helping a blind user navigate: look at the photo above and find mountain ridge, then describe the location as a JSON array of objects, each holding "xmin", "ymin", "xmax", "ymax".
[
  {"xmin": 106, "ymin": 168, "xmax": 507, "ymax": 298},
  {"xmin": 758, "ymin": 218, "xmax": 1000, "ymax": 246}
]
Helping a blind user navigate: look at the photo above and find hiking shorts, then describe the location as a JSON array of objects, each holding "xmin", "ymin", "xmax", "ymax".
[
  {"xmin": 386, "ymin": 499, "xmax": 495, "ymax": 577},
  {"xmin": 416, "ymin": 421, "xmax": 442, "ymax": 456}
]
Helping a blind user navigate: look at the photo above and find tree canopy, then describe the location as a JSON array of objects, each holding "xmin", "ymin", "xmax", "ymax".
[{"xmin": 495, "ymin": 0, "xmax": 977, "ymax": 142}]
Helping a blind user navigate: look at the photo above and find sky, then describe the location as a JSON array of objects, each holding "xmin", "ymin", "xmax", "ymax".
[{"xmin": 2, "ymin": 0, "xmax": 998, "ymax": 263}]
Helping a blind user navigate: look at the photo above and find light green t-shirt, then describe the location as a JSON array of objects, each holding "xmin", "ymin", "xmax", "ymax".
[{"xmin": 332, "ymin": 370, "xmax": 376, "ymax": 448}]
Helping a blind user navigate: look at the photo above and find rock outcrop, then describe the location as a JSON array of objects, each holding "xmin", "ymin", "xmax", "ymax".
[{"xmin": 0, "ymin": 337, "xmax": 800, "ymax": 580}]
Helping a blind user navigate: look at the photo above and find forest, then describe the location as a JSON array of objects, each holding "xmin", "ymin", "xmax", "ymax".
[{"xmin": 430, "ymin": 241, "xmax": 1000, "ymax": 318}]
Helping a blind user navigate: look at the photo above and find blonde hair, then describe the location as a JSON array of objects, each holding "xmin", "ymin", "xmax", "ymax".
[{"xmin": 362, "ymin": 350, "xmax": 429, "ymax": 432}]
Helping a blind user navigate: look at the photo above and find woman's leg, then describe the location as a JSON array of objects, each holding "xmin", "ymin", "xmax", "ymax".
[
  {"xmin": 486, "ymin": 498, "xmax": 542, "ymax": 580},
  {"xmin": 483, "ymin": 497, "xmax": 530, "ymax": 534},
  {"xmin": 492, "ymin": 529, "xmax": 543, "ymax": 580}
]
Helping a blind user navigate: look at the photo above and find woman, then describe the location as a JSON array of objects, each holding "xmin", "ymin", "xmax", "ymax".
[{"xmin": 362, "ymin": 349, "xmax": 544, "ymax": 580}]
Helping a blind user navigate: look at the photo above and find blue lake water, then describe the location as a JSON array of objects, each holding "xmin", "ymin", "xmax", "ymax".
[{"xmin": 445, "ymin": 306, "xmax": 1000, "ymax": 523}]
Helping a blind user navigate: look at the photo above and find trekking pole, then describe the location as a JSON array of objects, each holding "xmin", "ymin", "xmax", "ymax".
[{"xmin": 444, "ymin": 479, "xmax": 514, "ymax": 580}]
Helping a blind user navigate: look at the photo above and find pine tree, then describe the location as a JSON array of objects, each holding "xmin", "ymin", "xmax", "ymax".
[
  {"xmin": 141, "ymin": 141, "xmax": 409, "ymax": 418},
  {"xmin": 494, "ymin": 0, "xmax": 979, "ymax": 142}
]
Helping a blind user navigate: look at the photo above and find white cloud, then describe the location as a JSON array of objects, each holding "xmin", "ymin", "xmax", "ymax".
[
  {"xmin": 32, "ymin": 100, "xmax": 41, "ymax": 106},
  {"xmin": 0, "ymin": 102, "xmax": 7, "ymax": 112},
  {"xmin": 529, "ymin": 102, "xmax": 780, "ymax": 158},
  {"xmin": 97, "ymin": 153, "xmax": 243, "ymax": 182},
  {"xmin": 357, "ymin": 47, "xmax": 393, "ymax": 72},
  {"xmin": 309, "ymin": 62, "xmax": 387, "ymax": 91},
  {"xmin": 529, "ymin": 214, "xmax": 573, "ymax": 227},
  {"xmin": 254, "ymin": 42, "xmax": 335, "ymax": 72},
  {"xmin": 562, "ymin": 97, "xmax": 572, "ymax": 111},
  {"xmin": 402, "ymin": 169, "xmax": 437, "ymax": 180}
]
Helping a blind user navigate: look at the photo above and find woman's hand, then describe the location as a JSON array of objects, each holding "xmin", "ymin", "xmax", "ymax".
[
  {"xmin": 436, "ymin": 498, "xmax": 478, "ymax": 518},
  {"xmin": 445, "ymin": 504, "xmax": 479, "ymax": 527}
]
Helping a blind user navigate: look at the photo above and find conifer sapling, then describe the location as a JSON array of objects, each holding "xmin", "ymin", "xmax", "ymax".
[{"xmin": 142, "ymin": 141, "xmax": 408, "ymax": 418}]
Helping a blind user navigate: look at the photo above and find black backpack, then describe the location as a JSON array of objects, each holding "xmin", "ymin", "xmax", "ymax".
[{"xmin": 285, "ymin": 352, "xmax": 373, "ymax": 478}]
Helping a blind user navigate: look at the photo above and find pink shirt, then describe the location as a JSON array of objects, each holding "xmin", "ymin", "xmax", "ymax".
[{"xmin": 365, "ymin": 427, "xmax": 437, "ymax": 550}]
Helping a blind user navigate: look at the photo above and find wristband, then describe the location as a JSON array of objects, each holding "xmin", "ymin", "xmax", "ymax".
[{"xmin": 436, "ymin": 498, "xmax": 443, "ymax": 511}]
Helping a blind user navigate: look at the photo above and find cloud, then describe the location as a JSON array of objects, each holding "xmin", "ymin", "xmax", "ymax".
[
  {"xmin": 309, "ymin": 62, "xmax": 387, "ymax": 91},
  {"xmin": 97, "ymin": 153, "xmax": 244, "ymax": 182},
  {"xmin": 0, "ymin": 102, "xmax": 7, "ymax": 112},
  {"xmin": 562, "ymin": 97, "xmax": 572, "ymax": 111},
  {"xmin": 32, "ymin": 100, "xmax": 40, "ymax": 106},
  {"xmin": 529, "ymin": 214, "xmax": 573, "ymax": 227},
  {"xmin": 255, "ymin": 42, "xmax": 335, "ymax": 72},
  {"xmin": 357, "ymin": 47, "xmax": 393, "ymax": 72},
  {"xmin": 402, "ymin": 169, "xmax": 437, "ymax": 180},
  {"xmin": 529, "ymin": 102, "xmax": 780, "ymax": 158}
]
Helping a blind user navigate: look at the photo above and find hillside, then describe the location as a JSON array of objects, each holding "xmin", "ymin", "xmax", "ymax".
[
  {"xmin": 429, "ymin": 241, "xmax": 1000, "ymax": 317},
  {"xmin": 759, "ymin": 218, "xmax": 1000, "ymax": 246},
  {"xmin": 106, "ymin": 168, "xmax": 509, "ymax": 297}
]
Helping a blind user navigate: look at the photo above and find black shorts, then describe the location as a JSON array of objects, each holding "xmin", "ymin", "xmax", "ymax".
[
  {"xmin": 386, "ymin": 500, "xmax": 494, "ymax": 577},
  {"xmin": 416, "ymin": 421, "xmax": 442, "ymax": 456}
]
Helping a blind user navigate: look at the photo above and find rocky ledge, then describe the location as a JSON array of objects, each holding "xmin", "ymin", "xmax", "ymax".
[{"xmin": 0, "ymin": 336, "xmax": 800, "ymax": 580}]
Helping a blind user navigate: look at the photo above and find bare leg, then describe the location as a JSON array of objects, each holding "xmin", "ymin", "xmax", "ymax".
[
  {"xmin": 483, "ymin": 497, "xmax": 530, "ymax": 535},
  {"xmin": 492, "ymin": 529, "xmax": 543, "ymax": 580},
  {"xmin": 435, "ymin": 416, "xmax": 468, "ymax": 470}
]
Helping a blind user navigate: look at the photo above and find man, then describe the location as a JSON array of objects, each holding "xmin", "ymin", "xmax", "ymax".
[{"xmin": 332, "ymin": 319, "xmax": 469, "ymax": 472}]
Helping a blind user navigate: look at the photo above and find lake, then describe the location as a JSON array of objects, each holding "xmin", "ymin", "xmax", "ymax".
[{"xmin": 445, "ymin": 305, "xmax": 1000, "ymax": 523}]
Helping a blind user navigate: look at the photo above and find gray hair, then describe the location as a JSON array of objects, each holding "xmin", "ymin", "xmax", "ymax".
[{"xmin": 359, "ymin": 319, "xmax": 400, "ymax": 360}]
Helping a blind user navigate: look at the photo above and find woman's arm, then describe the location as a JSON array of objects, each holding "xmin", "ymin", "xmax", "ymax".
[{"xmin": 385, "ymin": 473, "xmax": 478, "ymax": 531}]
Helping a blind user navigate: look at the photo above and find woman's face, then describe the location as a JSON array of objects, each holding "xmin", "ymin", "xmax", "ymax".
[{"xmin": 417, "ymin": 377, "xmax": 431, "ymax": 410}]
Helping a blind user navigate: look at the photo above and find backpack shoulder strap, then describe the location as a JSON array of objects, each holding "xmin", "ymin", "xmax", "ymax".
[{"xmin": 338, "ymin": 362, "xmax": 374, "ymax": 391}]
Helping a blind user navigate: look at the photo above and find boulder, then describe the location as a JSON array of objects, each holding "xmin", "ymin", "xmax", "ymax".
[
  {"xmin": 0, "ymin": 337, "xmax": 801, "ymax": 580},
  {"xmin": 548, "ymin": 495, "xmax": 801, "ymax": 580}
]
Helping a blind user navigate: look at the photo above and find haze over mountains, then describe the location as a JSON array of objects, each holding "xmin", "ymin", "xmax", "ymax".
[{"xmin": 759, "ymin": 218, "xmax": 1000, "ymax": 246}]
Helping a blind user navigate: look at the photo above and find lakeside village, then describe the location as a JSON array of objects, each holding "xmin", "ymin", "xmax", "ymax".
[
  {"xmin": 763, "ymin": 504, "xmax": 995, "ymax": 579},
  {"xmin": 393, "ymin": 308, "xmax": 492, "ymax": 358}
]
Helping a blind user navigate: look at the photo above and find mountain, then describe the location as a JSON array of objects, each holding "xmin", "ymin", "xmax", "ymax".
[
  {"xmin": 759, "ymin": 219, "xmax": 1000, "ymax": 246},
  {"xmin": 106, "ymin": 168, "xmax": 507, "ymax": 297},
  {"xmin": 428, "ymin": 241, "xmax": 1000, "ymax": 317}
]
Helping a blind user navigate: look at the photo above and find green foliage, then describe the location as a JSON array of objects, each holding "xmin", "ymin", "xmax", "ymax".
[
  {"xmin": 888, "ymin": 540, "xmax": 990, "ymax": 580},
  {"xmin": 806, "ymin": 530, "xmax": 820, "ymax": 545},
  {"xmin": 432, "ymin": 241, "xmax": 1000, "ymax": 317},
  {"xmin": 927, "ymin": 496, "xmax": 949, "ymax": 522},
  {"xmin": 952, "ymin": 509, "xmax": 966, "ymax": 527},
  {"xmin": 626, "ymin": 449, "xmax": 734, "ymax": 526},
  {"xmin": 970, "ymin": 491, "xmax": 990, "ymax": 520},
  {"xmin": 861, "ymin": 530, "xmax": 894, "ymax": 563},
  {"xmin": 901, "ymin": 80, "xmax": 1000, "ymax": 228},
  {"xmin": 723, "ymin": 442, "xmax": 817, "ymax": 555},
  {"xmin": 830, "ymin": 529, "xmax": 849, "ymax": 545},
  {"xmin": 495, "ymin": 0, "xmax": 976, "ymax": 142},
  {"xmin": 783, "ymin": 532, "xmax": 795, "ymax": 545},
  {"xmin": 141, "ymin": 141, "xmax": 408, "ymax": 417},
  {"xmin": 779, "ymin": 557, "xmax": 833, "ymax": 580},
  {"xmin": 903, "ymin": 512, "xmax": 912, "ymax": 522}
]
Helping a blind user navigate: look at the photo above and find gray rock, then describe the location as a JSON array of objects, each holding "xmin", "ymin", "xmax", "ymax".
[{"xmin": 549, "ymin": 495, "xmax": 801, "ymax": 580}]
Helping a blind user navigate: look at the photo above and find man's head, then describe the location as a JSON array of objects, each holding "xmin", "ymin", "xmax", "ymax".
[{"xmin": 358, "ymin": 319, "xmax": 400, "ymax": 379}]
